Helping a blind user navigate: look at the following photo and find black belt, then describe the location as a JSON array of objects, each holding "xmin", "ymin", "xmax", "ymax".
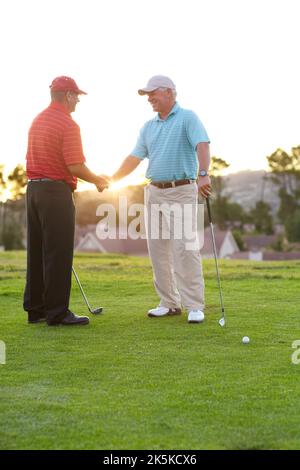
[
  {"xmin": 150, "ymin": 179, "xmax": 196, "ymax": 189},
  {"xmin": 28, "ymin": 178, "xmax": 65, "ymax": 183},
  {"xmin": 28, "ymin": 178, "xmax": 73, "ymax": 192}
]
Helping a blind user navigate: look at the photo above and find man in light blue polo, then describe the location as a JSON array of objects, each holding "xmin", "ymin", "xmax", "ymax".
[{"xmin": 112, "ymin": 75, "xmax": 211, "ymax": 323}]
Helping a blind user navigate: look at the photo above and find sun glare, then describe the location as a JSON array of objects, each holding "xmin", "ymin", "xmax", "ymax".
[
  {"xmin": 108, "ymin": 175, "xmax": 147, "ymax": 191},
  {"xmin": 77, "ymin": 173, "xmax": 147, "ymax": 193},
  {"xmin": 0, "ymin": 188, "xmax": 12, "ymax": 203}
]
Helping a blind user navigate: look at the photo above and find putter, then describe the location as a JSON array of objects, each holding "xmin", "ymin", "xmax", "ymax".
[
  {"xmin": 72, "ymin": 266, "xmax": 103, "ymax": 315},
  {"xmin": 205, "ymin": 198, "xmax": 226, "ymax": 327}
]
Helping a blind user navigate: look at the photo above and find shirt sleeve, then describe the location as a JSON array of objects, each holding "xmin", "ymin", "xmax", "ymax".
[
  {"xmin": 185, "ymin": 111, "xmax": 210, "ymax": 150},
  {"xmin": 130, "ymin": 124, "xmax": 148, "ymax": 160},
  {"xmin": 62, "ymin": 121, "xmax": 86, "ymax": 165}
]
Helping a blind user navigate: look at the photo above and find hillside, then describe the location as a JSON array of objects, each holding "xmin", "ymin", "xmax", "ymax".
[{"xmin": 223, "ymin": 170, "xmax": 279, "ymax": 214}]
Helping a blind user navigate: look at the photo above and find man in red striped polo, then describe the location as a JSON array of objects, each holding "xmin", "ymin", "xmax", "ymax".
[{"xmin": 24, "ymin": 76, "xmax": 109, "ymax": 326}]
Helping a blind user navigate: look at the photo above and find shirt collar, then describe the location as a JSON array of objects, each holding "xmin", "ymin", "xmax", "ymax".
[
  {"xmin": 155, "ymin": 102, "xmax": 180, "ymax": 121},
  {"xmin": 49, "ymin": 101, "xmax": 70, "ymax": 115}
]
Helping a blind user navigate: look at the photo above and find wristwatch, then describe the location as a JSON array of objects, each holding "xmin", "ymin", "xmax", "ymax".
[{"xmin": 199, "ymin": 169, "xmax": 208, "ymax": 177}]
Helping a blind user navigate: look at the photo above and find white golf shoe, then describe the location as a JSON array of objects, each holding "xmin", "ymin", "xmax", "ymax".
[
  {"xmin": 188, "ymin": 310, "xmax": 205, "ymax": 324},
  {"xmin": 147, "ymin": 306, "xmax": 182, "ymax": 317}
]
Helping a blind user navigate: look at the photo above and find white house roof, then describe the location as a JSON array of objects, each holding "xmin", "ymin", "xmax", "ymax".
[{"xmin": 201, "ymin": 227, "xmax": 239, "ymax": 258}]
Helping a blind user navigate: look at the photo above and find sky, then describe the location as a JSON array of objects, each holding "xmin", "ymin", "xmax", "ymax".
[{"xmin": 0, "ymin": 0, "xmax": 299, "ymax": 187}]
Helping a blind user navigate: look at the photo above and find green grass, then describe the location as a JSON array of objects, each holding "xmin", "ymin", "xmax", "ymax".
[{"xmin": 0, "ymin": 251, "xmax": 300, "ymax": 450}]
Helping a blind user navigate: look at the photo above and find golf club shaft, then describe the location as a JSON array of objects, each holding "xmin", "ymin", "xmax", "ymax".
[
  {"xmin": 206, "ymin": 198, "xmax": 225, "ymax": 316},
  {"xmin": 72, "ymin": 266, "xmax": 93, "ymax": 313}
]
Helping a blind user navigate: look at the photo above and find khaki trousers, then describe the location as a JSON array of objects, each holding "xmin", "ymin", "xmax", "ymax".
[{"xmin": 144, "ymin": 183, "xmax": 205, "ymax": 311}]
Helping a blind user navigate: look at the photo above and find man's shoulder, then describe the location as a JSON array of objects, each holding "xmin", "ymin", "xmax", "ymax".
[
  {"xmin": 179, "ymin": 107, "xmax": 198, "ymax": 119},
  {"xmin": 32, "ymin": 106, "xmax": 78, "ymax": 129}
]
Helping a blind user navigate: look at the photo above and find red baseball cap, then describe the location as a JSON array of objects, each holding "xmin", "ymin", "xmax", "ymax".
[{"xmin": 50, "ymin": 76, "xmax": 87, "ymax": 95}]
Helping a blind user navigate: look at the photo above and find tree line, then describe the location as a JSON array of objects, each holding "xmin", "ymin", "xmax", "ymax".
[
  {"xmin": 209, "ymin": 146, "xmax": 300, "ymax": 246},
  {"xmin": 0, "ymin": 164, "xmax": 27, "ymax": 249},
  {"xmin": 0, "ymin": 146, "xmax": 300, "ymax": 250}
]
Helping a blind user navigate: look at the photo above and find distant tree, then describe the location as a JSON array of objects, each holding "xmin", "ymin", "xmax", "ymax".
[
  {"xmin": 0, "ymin": 164, "xmax": 27, "ymax": 248},
  {"xmin": 267, "ymin": 146, "xmax": 300, "ymax": 223},
  {"xmin": 0, "ymin": 165, "xmax": 6, "ymax": 197},
  {"xmin": 211, "ymin": 198, "xmax": 246, "ymax": 229},
  {"xmin": 210, "ymin": 156, "xmax": 230, "ymax": 199},
  {"xmin": 270, "ymin": 234, "xmax": 287, "ymax": 252},
  {"xmin": 285, "ymin": 210, "xmax": 300, "ymax": 242},
  {"xmin": 259, "ymin": 171, "xmax": 271, "ymax": 201},
  {"xmin": 2, "ymin": 221, "xmax": 24, "ymax": 250},
  {"xmin": 209, "ymin": 157, "xmax": 233, "ymax": 228},
  {"xmin": 74, "ymin": 184, "xmax": 146, "ymax": 227},
  {"xmin": 225, "ymin": 202, "xmax": 246, "ymax": 225},
  {"xmin": 0, "ymin": 166, "xmax": 6, "ymax": 245},
  {"xmin": 7, "ymin": 164, "xmax": 27, "ymax": 200},
  {"xmin": 0, "ymin": 165, "xmax": 6, "ymax": 244},
  {"xmin": 277, "ymin": 188, "xmax": 298, "ymax": 224},
  {"xmin": 232, "ymin": 230, "xmax": 245, "ymax": 251},
  {"xmin": 249, "ymin": 201, "xmax": 274, "ymax": 234}
]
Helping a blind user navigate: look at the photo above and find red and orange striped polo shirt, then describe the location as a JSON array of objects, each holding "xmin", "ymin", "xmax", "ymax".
[{"xmin": 26, "ymin": 102, "xmax": 86, "ymax": 190}]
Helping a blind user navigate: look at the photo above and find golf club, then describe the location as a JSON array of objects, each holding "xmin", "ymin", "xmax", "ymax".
[
  {"xmin": 72, "ymin": 266, "xmax": 103, "ymax": 315},
  {"xmin": 205, "ymin": 197, "xmax": 226, "ymax": 327}
]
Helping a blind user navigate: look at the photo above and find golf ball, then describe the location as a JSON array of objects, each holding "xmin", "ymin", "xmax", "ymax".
[{"xmin": 242, "ymin": 336, "xmax": 250, "ymax": 344}]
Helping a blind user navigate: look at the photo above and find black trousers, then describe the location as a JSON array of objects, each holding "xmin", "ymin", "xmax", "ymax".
[{"xmin": 23, "ymin": 181, "xmax": 75, "ymax": 325}]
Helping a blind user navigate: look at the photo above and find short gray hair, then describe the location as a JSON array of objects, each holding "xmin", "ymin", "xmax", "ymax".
[{"xmin": 157, "ymin": 87, "xmax": 177, "ymax": 99}]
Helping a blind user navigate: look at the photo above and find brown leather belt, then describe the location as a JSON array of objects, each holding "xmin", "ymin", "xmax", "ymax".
[{"xmin": 150, "ymin": 179, "xmax": 196, "ymax": 189}]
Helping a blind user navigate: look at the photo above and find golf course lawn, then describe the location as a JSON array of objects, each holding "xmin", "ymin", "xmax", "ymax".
[{"xmin": 0, "ymin": 251, "xmax": 300, "ymax": 450}]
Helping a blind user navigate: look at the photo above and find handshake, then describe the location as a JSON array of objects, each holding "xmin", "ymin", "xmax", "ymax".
[{"xmin": 95, "ymin": 174, "xmax": 113, "ymax": 192}]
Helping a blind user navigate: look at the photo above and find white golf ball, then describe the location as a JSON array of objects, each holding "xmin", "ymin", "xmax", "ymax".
[{"xmin": 242, "ymin": 336, "xmax": 250, "ymax": 344}]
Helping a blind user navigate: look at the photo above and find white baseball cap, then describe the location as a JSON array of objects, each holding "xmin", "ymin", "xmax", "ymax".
[{"xmin": 138, "ymin": 75, "xmax": 176, "ymax": 95}]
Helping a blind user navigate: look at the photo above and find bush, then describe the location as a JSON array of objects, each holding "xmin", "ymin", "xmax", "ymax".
[
  {"xmin": 232, "ymin": 230, "xmax": 245, "ymax": 251},
  {"xmin": 2, "ymin": 223, "xmax": 24, "ymax": 250},
  {"xmin": 285, "ymin": 210, "xmax": 300, "ymax": 242},
  {"xmin": 270, "ymin": 234, "xmax": 287, "ymax": 252}
]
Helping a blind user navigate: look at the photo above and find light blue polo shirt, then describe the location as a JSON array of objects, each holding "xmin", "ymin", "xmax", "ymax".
[{"xmin": 131, "ymin": 102, "xmax": 210, "ymax": 181}]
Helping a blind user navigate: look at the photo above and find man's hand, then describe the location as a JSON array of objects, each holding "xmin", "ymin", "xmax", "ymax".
[
  {"xmin": 95, "ymin": 175, "xmax": 112, "ymax": 192},
  {"xmin": 197, "ymin": 175, "xmax": 212, "ymax": 198}
]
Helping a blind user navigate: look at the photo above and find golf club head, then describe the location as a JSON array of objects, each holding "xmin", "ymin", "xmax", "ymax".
[
  {"xmin": 218, "ymin": 317, "xmax": 225, "ymax": 327},
  {"xmin": 90, "ymin": 307, "xmax": 103, "ymax": 315}
]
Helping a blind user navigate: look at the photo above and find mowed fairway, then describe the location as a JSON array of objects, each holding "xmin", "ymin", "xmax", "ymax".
[{"xmin": 0, "ymin": 251, "xmax": 300, "ymax": 450}]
